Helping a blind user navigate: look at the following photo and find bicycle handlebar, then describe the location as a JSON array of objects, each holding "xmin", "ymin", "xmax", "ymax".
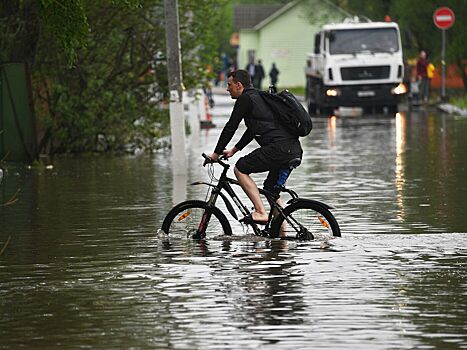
[{"xmin": 202, "ymin": 153, "xmax": 229, "ymax": 168}]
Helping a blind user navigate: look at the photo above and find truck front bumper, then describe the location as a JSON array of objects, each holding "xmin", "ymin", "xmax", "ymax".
[{"xmin": 324, "ymin": 83, "xmax": 406, "ymax": 107}]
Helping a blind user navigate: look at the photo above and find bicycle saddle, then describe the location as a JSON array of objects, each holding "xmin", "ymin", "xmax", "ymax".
[{"xmin": 287, "ymin": 158, "xmax": 301, "ymax": 169}]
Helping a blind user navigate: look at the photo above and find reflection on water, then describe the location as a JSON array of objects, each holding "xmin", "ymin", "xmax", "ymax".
[
  {"xmin": 395, "ymin": 112, "xmax": 407, "ymax": 222},
  {"xmin": 1, "ymin": 108, "xmax": 466, "ymax": 349}
]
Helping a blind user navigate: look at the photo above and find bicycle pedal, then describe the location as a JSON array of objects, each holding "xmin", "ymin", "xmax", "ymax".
[
  {"xmin": 189, "ymin": 230, "xmax": 205, "ymax": 240},
  {"xmin": 297, "ymin": 231, "xmax": 314, "ymax": 241}
]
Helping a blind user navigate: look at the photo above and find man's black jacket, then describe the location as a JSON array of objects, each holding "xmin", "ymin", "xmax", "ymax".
[{"xmin": 214, "ymin": 87, "xmax": 296, "ymax": 154}]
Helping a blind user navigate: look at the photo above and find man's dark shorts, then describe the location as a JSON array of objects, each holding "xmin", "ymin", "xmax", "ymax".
[{"xmin": 235, "ymin": 139, "xmax": 302, "ymax": 192}]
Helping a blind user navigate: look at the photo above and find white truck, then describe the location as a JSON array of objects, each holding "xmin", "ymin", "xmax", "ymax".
[{"xmin": 305, "ymin": 19, "xmax": 407, "ymax": 115}]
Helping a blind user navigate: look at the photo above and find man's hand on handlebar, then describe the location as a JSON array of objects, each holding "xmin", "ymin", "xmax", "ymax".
[
  {"xmin": 203, "ymin": 152, "xmax": 219, "ymax": 167},
  {"xmin": 202, "ymin": 150, "xmax": 234, "ymax": 166},
  {"xmin": 223, "ymin": 147, "xmax": 238, "ymax": 159}
]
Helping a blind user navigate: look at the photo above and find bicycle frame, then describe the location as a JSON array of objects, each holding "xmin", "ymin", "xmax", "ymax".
[{"xmin": 193, "ymin": 155, "xmax": 304, "ymax": 236}]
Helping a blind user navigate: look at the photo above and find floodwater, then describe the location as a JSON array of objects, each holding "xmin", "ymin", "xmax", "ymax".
[{"xmin": 1, "ymin": 93, "xmax": 466, "ymax": 349}]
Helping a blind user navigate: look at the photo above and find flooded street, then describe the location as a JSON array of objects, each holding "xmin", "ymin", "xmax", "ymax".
[{"xmin": 1, "ymin": 93, "xmax": 466, "ymax": 349}]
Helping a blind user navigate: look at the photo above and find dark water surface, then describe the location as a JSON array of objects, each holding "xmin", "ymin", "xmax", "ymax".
[{"xmin": 1, "ymin": 105, "xmax": 466, "ymax": 349}]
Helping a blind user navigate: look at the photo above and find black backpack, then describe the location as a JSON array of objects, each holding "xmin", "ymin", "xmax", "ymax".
[{"xmin": 259, "ymin": 88, "xmax": 312, "ymax": 137}]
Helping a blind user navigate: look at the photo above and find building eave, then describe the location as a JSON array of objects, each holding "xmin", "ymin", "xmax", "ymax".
[{"xmin": 253, "ymin": 0, "xmax": 300, "ymax": 30}]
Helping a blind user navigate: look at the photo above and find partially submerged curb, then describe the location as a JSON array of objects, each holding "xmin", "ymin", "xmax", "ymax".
[{"xmin": 437, "ymin": 103, "xmax": 467, "ymax": 117}]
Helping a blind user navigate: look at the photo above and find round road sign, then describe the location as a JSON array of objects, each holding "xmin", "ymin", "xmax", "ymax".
[{"xmin": 433, "ymin": 7, "xmax": 455, "ymax": 29}]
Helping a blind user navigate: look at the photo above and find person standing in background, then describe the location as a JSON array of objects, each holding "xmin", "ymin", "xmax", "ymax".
[
  {"xmin": 269, "ymin": 63, "xmax": 280, "ymax": 88},
  {"xmin": 245, "ymin": 59, "xmax": 256, "ymax": 84},
  {"xmin": 221, "ymin": 53, "xmax": 231, "ymax": 87},
  {"xmin": 416, "ymin": 50, "xmax": 429, "ymax": 103},
  {"xmin": 253, "ymin": 59, "xmax": 265, "ymax": 89}
]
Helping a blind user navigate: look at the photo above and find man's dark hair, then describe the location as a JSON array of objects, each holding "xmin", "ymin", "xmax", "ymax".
[{"xmin": 228, "ymin": 69, "xmax": 252, "ymax": 87}]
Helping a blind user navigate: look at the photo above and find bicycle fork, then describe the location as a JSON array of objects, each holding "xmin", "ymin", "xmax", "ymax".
[{"xmin": 193, "ymin": 188, "xmax": 220, "ymax": 239}]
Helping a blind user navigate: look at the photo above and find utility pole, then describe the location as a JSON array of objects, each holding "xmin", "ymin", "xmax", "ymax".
[{"xmin": 164, "ymin": 0, "xmax": 186, "ymax": 174}]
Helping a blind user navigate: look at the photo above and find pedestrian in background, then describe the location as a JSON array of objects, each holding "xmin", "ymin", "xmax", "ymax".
[
  {"xmin": 245, "ymin": 59, "xmax": 256, "ymax": 83},
  {"xmin": 410, "ymin": 76, "xmax": 420, "ymax": 105},
  {"xmin": 269, "ymin": 63, "xmax": 280, "ymax": 88},
  {"xmin": 221, "ymin": 53, "xmax": 231, "ymax": 87},
  {"xmin": 253, "ymin": 59, "xmax": 265, "ymax": 89},
  {"xmin": 416, "ymin": 50, "xmax": 429, "ymax": 103}
]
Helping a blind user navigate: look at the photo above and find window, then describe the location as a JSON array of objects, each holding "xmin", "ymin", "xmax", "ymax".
[{"xmin": 329, "ymin": 28, "xmax": 399, "ymax": 55}]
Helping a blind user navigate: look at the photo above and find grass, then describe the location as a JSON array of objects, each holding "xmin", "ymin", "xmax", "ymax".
[
  {"xmin": 450, "ymin": 95, "xmax": 467, "ymax": 109},
  {"xmin": 280, "ymin": 86, "xmax": 305, "ymax": 96}
]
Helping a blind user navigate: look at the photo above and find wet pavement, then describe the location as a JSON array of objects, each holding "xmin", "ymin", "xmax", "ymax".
[{"xmin": 0, "ymin": 90, "xmax": 466, "ymax": 349}]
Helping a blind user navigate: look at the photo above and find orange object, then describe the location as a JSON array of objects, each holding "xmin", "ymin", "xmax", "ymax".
[
  {"xmin": 177, "ymin": 211, "xmax": 191, "ymax": 221},
  {"xmin": 430, "ymin": 63, "xmax": 465, "ymax": 89},
  {"xmin": 318, "ymin": 216, "xmax": 329, "ymax": 229}
]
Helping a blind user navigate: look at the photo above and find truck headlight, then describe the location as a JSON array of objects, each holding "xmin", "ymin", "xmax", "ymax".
[
  {"xmin": 391, "ymin": 83, "xmax": 407, "ymax": 95},
  {"xmin": 326, "ymin": 88, "xmax": 340, "ymax": 97}
]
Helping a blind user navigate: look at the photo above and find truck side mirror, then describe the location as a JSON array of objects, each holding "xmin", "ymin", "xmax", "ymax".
[
  {"xmin": 402, "ymin": 29, "xmax": 412, "ymax": 50},
  {"xmin": 314, "ymin": 33, "xmax": 321, "ymax": 54}
]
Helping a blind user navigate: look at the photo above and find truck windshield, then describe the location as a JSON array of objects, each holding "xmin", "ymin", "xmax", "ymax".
[{"xmin": 329, "ymin": 28, "xmax": 399, "ymax": 55}]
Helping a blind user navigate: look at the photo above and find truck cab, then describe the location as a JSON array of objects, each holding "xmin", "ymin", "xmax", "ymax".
[{"xmin": 305, "ymin": 20, "xmax": 407, "ymax": 115}]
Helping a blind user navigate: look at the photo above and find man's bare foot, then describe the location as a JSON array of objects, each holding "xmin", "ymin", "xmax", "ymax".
[
  {"xmin": 279, "ymin": 221, "xmax": 288, "ymax": 238},
  {"xmin": 240, "ymin": 212, "xmax": 269, "ymax": 225},
  {"xmin": 251, "ymin": 211, "xmax": 268, "ymax": 223}
]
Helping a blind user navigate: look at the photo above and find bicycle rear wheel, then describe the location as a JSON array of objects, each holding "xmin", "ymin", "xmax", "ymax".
[
  {"xmin": 270, "ymin": 201, "xmax": 341, "ymax": 239},
  {"xmin": 161, "ymin": 200, "xmax": 232, "ymax": 238}
]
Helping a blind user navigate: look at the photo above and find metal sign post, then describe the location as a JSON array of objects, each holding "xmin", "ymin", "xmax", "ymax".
[
  {"xmin": 441, "ymin": 29, "xmax": 446, "ymax": 100},
  {"xmin": 433, "ymin": 7, "xmax": 455, "ymax": 101}
]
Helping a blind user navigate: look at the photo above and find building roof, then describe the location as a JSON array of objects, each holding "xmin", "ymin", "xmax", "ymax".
[
  {"xmin": 234, "ymin": 4, "xmax": 284, "ymax": 30},
  {"xmin": 234, "ymin": 0, "xmax": 352, "ymax": 31}
]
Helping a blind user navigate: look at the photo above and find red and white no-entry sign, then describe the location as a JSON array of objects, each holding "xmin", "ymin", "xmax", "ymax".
[{"xmin": 433, "ymin": 7, "xmax": 455, "ymax": 29}]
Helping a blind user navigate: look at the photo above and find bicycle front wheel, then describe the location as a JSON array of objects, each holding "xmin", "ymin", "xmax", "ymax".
[
  {"xmin": 161, "ymin": 200, "xmax": 232, "ymax": 238},
  {"xmin": 270, "ymin": 201, "xmax": 341, "ymax": 239}
]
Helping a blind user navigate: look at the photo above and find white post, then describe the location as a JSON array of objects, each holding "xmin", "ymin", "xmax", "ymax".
[
  {"xmin": 169, "ymin": 90, "xmax": 187, "ymax": 173},
  {"xmin": 172, "ymin": 172, "xmax": 187, "ymax": 205},
  {"xmin": 164, "ymin": 0, "xmax": 186, "ymax": 174}
]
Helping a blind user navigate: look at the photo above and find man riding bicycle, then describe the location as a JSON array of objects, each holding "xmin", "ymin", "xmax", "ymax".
[{"xmin": 205, "ymin": 69, "xmax": 302, "ymax": 232}]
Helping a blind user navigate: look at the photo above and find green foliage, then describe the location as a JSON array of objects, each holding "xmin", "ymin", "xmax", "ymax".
[
  {"xmin": 1, "ymin": 0, "xmax": 228, "ymax": 153},
  {"xmin": 32, "ymin": 1, "xmax": 167, "ymax": 152},
  {"xmin": 450, "ymin": 95, "xmax": 467, "ymax": 109},
  {"xmin": 38, "ymin": 0, "xmax": 90, "ymax": 64},
  {"xmin": 179, "ymin": 0, "xmax": 228, "ymax": 87},
  {"xmin": 282, "ymin": 86, "xmax": 305, "ymax": 96}
]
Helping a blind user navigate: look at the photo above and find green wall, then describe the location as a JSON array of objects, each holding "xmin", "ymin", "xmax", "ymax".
[
  {"xmin": 238, "ymin": 30, "xmax": 259, "ymax": 69},
  {"xmin": 238, "ymin": 0, "xmax": 346, "ymax": 88},
  {"xmin": 0, "ymin": 63, "xmax": 37, "ymax": 162}
]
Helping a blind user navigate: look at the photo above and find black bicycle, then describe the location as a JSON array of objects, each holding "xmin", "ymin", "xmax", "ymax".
[{"xmin": 161, "ymin": 153, "xmax": 341, "ymax": 240}]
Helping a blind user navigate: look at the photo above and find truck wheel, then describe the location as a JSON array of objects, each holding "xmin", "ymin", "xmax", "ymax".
[
  {"xmin": 319, "ymin": 106, "xmax": 334, "ymax": 116},
  {"xmin": 308, "ymin": 101, "xmax": 317, "ymax": 115},
  {"xmin": 387, "ymin": 105, "xmax": 398, "ymax": 114},
  {"xmin": 375, "ymin": 106, "xmax": 384, "ymax": 114}
]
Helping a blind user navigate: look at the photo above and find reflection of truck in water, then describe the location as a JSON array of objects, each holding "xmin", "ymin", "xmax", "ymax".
[{"xmin": 305, "ymin": 20, "xmax": 407, "ymax": 115}]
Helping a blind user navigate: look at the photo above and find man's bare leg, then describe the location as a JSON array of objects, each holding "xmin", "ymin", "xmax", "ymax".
[
  {"xmin": 234, "ymin": 167, "xmax": 268, "ymax": 222},
  {"xmin": 275, "ymin": 197, "xmax": 288, "ymax": 237},
  {"xmin": 269, "ymin": 196, "xmax": 288, "ymax": 238}
]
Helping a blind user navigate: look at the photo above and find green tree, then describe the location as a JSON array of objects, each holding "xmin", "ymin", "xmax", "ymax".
[
  {"xmin": 1, "ymin": 0, "xmax": 228, "ymax": 153},
  {"xmin": 32, "ymin": 1, "xmax": 168, "ymax": 152}
]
